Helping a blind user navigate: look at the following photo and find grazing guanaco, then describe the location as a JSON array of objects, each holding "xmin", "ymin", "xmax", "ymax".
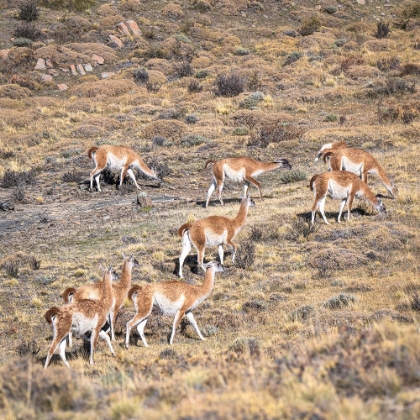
[
  {"xmin": 178, "ymin": 195, "xmax": 255, "ymax": 278},
  {"xmin": 44, "ymin": 265, "xmax": 116, "ymax": 369},
  {"xmin": 314, "ymin": 141, "xmax": 348, "ymax": 162},
  {"xmin": 204, "ymin": 156, "xmax": 291, "ymax": 207},
  {"xmin": 88, "ymin": 145, "xmax": 161, "ymax": 192},
  {"xmin": 323, "ymin": 148, "xmax": 397, "ymax": 198},
  {"xmin": 310, "ymin": 171, "xmax": 386, "ymax": 225},
  {"xmin": 62, "ymin": 254, "xmax": 138, "ymax": 342},
  {"xmin": 125, "ymin": 261, "xmax": 224, "ymax": 348}
]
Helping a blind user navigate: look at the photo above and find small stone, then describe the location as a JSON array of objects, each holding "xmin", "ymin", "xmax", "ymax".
[
  {"xmin": 137, "ymin": 192, "xmax": 153, "ymax": 208},
  {"xmin": 45, "ymin": 59, "xmax": 53, "ymax": 68},
  {"xmin": 92, "ymin": 54, "xmax": 104, "ymax": 65},
  {"xmin": 83, "ymin": 63, "xmax": 93, "ymax": 72},
  {"xmin": 76, "ymin": 64, "xmax": 86, "ymax": 75},
  {"xmin": 60, "ymin": 67, "xmax": 70, "ymax": 72},
  {"xmin": 35, "ymin": 58, "xmax": 46, "ymax": 70},
  {"xmin": 117, "ymin": 21, "xmax": 131, "ymax": 36},
  {"xmin": 357, "ymin": 0, "xmax": 365, "ymax": 4},
  {"xmin": 0, "ymin": 202, "xmax": 14, "ymax": 211},
  {"xmin": 109, "ymin": 34, "xmax": 124, "ymax": 48},
  {"xmin": 70, "ymin": 64, "xmax": 77, "ymax": 76},
  {"xmin": 125, "ymin": 20, "xmax": 141, "ymax": 35},
  {"xmin": 48, "ymin": 69, "xmax": 59, "ymax": 76},
  {"xmin": 0, "ymin": 49, "xmax": 10, "ymax": 60},
  {"xmin": 101, "ymin": 72, "xmax": 115, "ymax": 79},
  {"xmin": 41, "ymin": 74, "xmax": 53, "ymax": 82},
  {"xmin": 57, "ymin": 83, "xmax": 68, "ymax": 91}
]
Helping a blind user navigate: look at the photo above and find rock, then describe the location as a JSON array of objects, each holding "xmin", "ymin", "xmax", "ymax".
[
  {"xmin": 70, "ymin": 64, "xmax": 77, "ymax": 76},
  {"xmin": 0, "ymin": 49, "xmax": 10, "ymax": 60},
  {"xmin": 76, "ymin": 64, "xmax": 86, "ymax": 75},
  {"xmin": 0, "ymin": 202, "xmax": 14, "ymax": 211},
  {"xmin": 284, "ymin": 30, "xmax": 297, "ymax": 38},
  {"xmin": 357, "ymin": 0, "xmax": 365, "ymax": 4},
  {"xmin": 35, "ymin": 58, "xmax": 46, "ymax": 70},
  {"xmin": 117, "ymin": 21, "xmax": 131, "ymax": 36},
  {"xmin": 92, "ymin": 54, "xmax": 104, "ymax": 65},
  {"xmin": 48, "ymin": 69, "xmax": 59, "ymax": 76},
  {"xmin": 83, "ymin": 63, "xmax": 93, "ymax": 72},
  {"xmin": 60, "ymin": 67, "xmax": 70, "ymax": 72},
  {"xmin": 125, "ymin": 20, "xmax": 141, "ymax": 35},
  {"xmin": 109, "ymin": 34, "xmax": 124, "ymax": 49},
  {"xmin": 57, "ymin": 83, "xmax": 68, "ymax": 91},
  {"xmin": 137, "ymin": 192, "xmax": 153, "ymax": 208},
  {"xmin": 45, "ymin": 59, "xmax": 53, "ymax": 68},
  {"xmin": 41, "ymin": 74, "xmax": 53, "ymax": 82},
  {"xmin": 101, "ymin": 72, "xmax": 115, "ymax": 79}
]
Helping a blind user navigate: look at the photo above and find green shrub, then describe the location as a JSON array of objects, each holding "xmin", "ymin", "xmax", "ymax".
[
  {"xmin": 283, "ymin": 51, "xmax": 303, "ymax": 66},
  {"xmin": 280, "ymin": 170, "xmax": 307, "ymax": 184},
  {"xmin": 299, "ymin": 16, "xmax": 321, "ymax": 36},
  {"xmin": 232, "ymin": 126, "xmax": 249, "ymax": 136},
  {"xmin": 324, "ymin": 114, "xmax": 338, "ymax": 122},
  {"xmin": 324, "ymin": 293, "xmax": 357, "ymax": 309},
  {"xmin": 181, "ymin": 134, "xmax": 209, "ymax": 147},
  {"xmin": 40, "ymin": 0, "xmax": 95, "ymax": 11},
  {"xmin": 12, "ymin": 38, "xmax": 33, "ymax": 47},
  {"xmin": 289, "ymin": 305, "xmax": 314, "ymax": 321},
  {"xmin": 235, "ymin": 47, "xmax": 250, "ymax": 56}
]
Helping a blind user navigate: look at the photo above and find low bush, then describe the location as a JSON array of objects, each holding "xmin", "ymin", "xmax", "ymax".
[
  {"xmin": 279, "ymin": 170, "xmax": 307, "ymax": 184},
  {"xmin": 215, "ymin": 73, "xmax": 246, "ymax": 97},
  {"xmin": 180, "ymin": 134, "xmax": 209, "ymax": 147},
  {"xmin": 235, "ymin": 47, "xmax": 249, "ymax": 56},
  {"xmin": 62, "ymin": 169, "xmax": 84, "ymax": 183},
  {"xmin": 40, "ymin": 0, "xmax": 96, "ymax": 11},
  {"xmin": 133, "ymin": 68, "xmax": 149, "ymax": 84},
  {"xmin": 299, "ymin": 16, "xmax": 321, "ymax": 36},
  {"xmin": 375, "ymin": 21, "xmax": 390, "ymax": 39},
  {"xmin": 18, "ymin": 0, "xmax": 39, "ymax": 21},
  {"xmin": 283, "ymin": 51, "xmax": 303, "ymax": 66},
  {"xmin": 324, "ymin": 293, "xmax": 357, "ymax": 309},
  {"xmin": 2, "ymin": 169, "xmax": 37, "ymax": 188},
  {"xmin": 13, "ymin": 22, "xmax": 40, "ymax": 40},
  {"xmin": 235, "ymin": 240, "xmax": 255, "ymax": 270},
  {"xmin": 12, "ymin": 38, "xmax": 33, "ymax": 47},
  {"xmin": 289, "ymin": 304, "xmax": 314, "ymax": 321},
  {"xmin": 248, "ymin": 122, "xmax": 303, "ymax": 148},
  {"xmin": 174, "ymin": 58, "xmax": 194, "ymax": 78},
  {"xmin": 188, "ymin": 80, "xmax": 203, "ymax": 93},
  {"xmin": 377, "ymin": 57, "xmax": 400, "ymax": 72}
]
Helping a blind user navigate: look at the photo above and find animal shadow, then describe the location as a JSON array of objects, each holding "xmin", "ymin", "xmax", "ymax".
[{"xmin": 197, "ymin": 197, "xmax": 242, "ymax": 207}]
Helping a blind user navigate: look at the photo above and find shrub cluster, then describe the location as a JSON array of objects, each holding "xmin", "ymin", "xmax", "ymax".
[
  {"xmin": 18, "ymin": 0, "xmax": 39, "ymax": 21},
  {"xmin": 324, "ymin": 293, "xmax": 357, "ymax": 309},
  {"xmin": 215, "ymin": 73, "xmax": 246, "ymax": 97},
  {"xmin": 40, "ymin": 0, "xmax": 95, "ymax": 11},
  {"xmin": 2, "ymin": 169, "xmax": 37, "ymax": 188},
  {"xmin": 235, "ymin": 240, "xmax": 255, "ymax": 270},
  {"xmin": 298, "ymin": 16, "xmax": 321, "ymax": 36},
  {"xmin": 248, "ymin": 122, "xmax": 303, "ymax": 148},
  {"xmin": 133, "ymin": 68, "xmax": 149, "ymax": 84},
  {"xmin": 375, "ymin": 21, "xmax": 390, "ymax": 39},
  {"xmin": 13, "ymin": 22, "xmax": 40, "ymax": 40}
]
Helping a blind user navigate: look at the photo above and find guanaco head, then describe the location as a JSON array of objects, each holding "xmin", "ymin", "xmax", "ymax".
[
  {"xmin": 151, "ymin": 167, "xmax": 163, "ymax": 183},
  {"xmin": 204, "ymin": 260, "xmax": 224, "ymax": 273},
  {"xmin": 375, "ymin": 196, "xmax": 387, "ymax": 215},
  {"xmin": 275, "ymin": 158, "xmax": 292, "ymax": 170},
  {"xmin": 390, "ymin": 183, "xmax": 398, "ymax": 199},
  {"xmin": 122, "ymin": 253, "xmax": 139, "ymax": 267}
]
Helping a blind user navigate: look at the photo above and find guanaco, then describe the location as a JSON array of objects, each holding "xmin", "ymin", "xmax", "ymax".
[
  {"xmin": 178, "ymin": 195, "xmax": 255, "ymax": 278},
  {"xmin": 62, "ymin": 254, "xmax": 138, "ymax": 342},
  {"xmin": 314, "ymin": 141, "xmax": 348, "ymax": 162},
  {"xmin": 204, "ymin": 156, "xmax": 291, "ymax": 207},
  {"xmin": 88, "ymin": 145, "xmax": 161, "ymax": 192},
  {"xmin": 125, "ymin": 260, "xmax": 224, "ymax": 348},
  {"xmin": 323, "ymin": 148, "xmax": 397, "ymax": 198},
  {"xmin": 310, "ymin": 171, "xmax": 386, "ymax": 225},
  {"xmin": 44, "ymin": 265, "xmax": 116, "ymax": 369}
]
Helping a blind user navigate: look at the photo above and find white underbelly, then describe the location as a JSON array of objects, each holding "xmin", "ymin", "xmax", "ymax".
[
  {"xmin": 327, "ymin": 180, "xmax": 350, "ymax": 200},
  {"xmin": 154, "ymin": 293, "xmax": 185, "ymax": 316},
  {"xmin": 224, "ymin": 166, "xmax": 245, "ymax": 183},
  {"xmin": 204, "ymin": 229, "xmax": 226, "ymax": 247},
  {"xmin": 72, "ymin": 313, "xmax": 98, "ymax": 335},
  {"xmin": 341, "ymin": 158, "xmax": 362, "ymax": 176},
  {"xmin": 107, "ymin": 154, "xmax": 127, "ymax": 171}
]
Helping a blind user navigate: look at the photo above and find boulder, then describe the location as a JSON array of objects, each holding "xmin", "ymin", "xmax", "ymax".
[
  {"xmin": 109, "ymin": 35, "xmax": 124, "ymax": 49},
  {"xmin": 57, "ymin": 83, "xmax": 68, "ymax": 91},
  {"xmin": 126, "ymin": 20, "xmax": 141, "ymax": 35},
  {"xmin": 34, "ymin": 58, "xmax": 46, "ymax": 70},
  {"xmin": 137, "ymin": 192, "xmax": 153, "ymax": 208},
  {"xmin": 117, "ymin": 22, "xmax": 131, "ymax": 36},
  {"xmin": 92, "ymin": 54, "xmax": 104, "ymax": 65}
]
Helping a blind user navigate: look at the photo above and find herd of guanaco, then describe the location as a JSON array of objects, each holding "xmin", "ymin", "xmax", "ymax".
[{"xmin": 44, "ymin": 141, "xmax": 396, "ymax": 368}]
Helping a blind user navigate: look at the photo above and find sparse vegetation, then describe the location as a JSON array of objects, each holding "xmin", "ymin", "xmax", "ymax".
[{"xmin": 215, "ymin": 73, "xmax": 246, "ymax": 97}]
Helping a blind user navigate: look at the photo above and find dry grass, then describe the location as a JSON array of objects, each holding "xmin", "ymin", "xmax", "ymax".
[{"xmin": 0, "ymin": 0, "xmax": 419, "ymax": 418}]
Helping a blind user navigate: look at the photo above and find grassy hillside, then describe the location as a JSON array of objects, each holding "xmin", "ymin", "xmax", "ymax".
[{"xmin": 0, "ymin": 0, "xmax": 419, "ymax": 418}]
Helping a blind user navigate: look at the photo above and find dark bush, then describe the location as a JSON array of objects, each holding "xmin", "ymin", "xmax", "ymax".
[
  {"xmin": 2, "ymin": 169, "xmax": 37, "ymax": 188},
  {"xmin": 248, "ymin": 122, "xmax": 303, "ymax": 148},
  {"xmin": 188, "ymin": 79, "xmax": 203, "ymax": 93},
  {"xmin": 151, "ymin": 136, "xmax": 166, "ymax": 147},
  {"xmin": 243, "ymin": 299, "xmax": 266, "ymax": 312},
  {"xmin": 324, "ymin": 293, "xmax": 357, "ymax": 309},
  {"xmin": 137, "ymin": 159, "xmax": 171, "ymax": 180},
  {"xmin": 289, "ymin": 305, "xmax": 314, "ymax": 322},
  {"xmin": 410, "ymin": 292, "xmax": 420, "ymax": 311},
  {"xmin": 323, "ymin": 5, "xmax": 337, "ymax": 14},
  {"xmin": 299, "ymin": 16, "xmax": 321, "ymax": 36},
  {"xmin": 285, "ymin": 217, "xmax": 315, "ymax": 241},
  {"xmin": 195, "ymin": 70, "xmax": 209, "ymax": 79},
  {"xmin": 215, "ymin": 73, "xmax": 246, "ymax": 97},
  {"xmin": 340, "ymin": 55, "xmax": 364, "ymax": 72},
  {"xmin": 180, "ymin": 134, "xmax": 209, "ymax": 147},
  {"xmin": 13, "ymin": 22, "xmax": 40, "ymax": 40},
  {"xmin": 235, "ymin": 47, "xmax": 249, "ymax": 56},
  {"xmin": 3, "ymin": 261, "xmax": 19, "ymax": 278},
  {"xmin": 12, "ymin": 186, "xmax": 26, "ymax": 203},
  {"xmin": 12, "ymin": 38, "xmax": 33, "ymax": 47},
  {"xmin": 400, "ymin": 63, "xmax": 420, "ymax": 76},
  {"xmin": 39, "ymin": 0, "xmax": 95, "ymax": 11},
  {"xmin": 375, "ymin": 21, "xmax": 390, "ymax": 39},
  {"xmin": 18, "ymin": 0, "xmax": 39, "ymax": 21},
  {"xmin": 235, "ymin": 240, "xmax": 255, "ymax": 270},
  {"xmin": 62, "ymin": 169, "xmax": 84, "ymax": 183},
  {"xmin": 283, "ymin": 51, "xmax": 303, "ymax": 67},
  {"xmin": 133, "ymin": 68, "xmax": 149, "ymax": 84},
  {"xmin": 185, "ymin": 115, "xmax": 198, "ymax": 124},
  {"xmin": 174, "ymin": 58, "xmax": 194, "ymax": 78},
  {"xmin": 383, "ymin": 78, "xmax": 416, "ymax": 96},
  {"xmin": 146, "ymin": 83, "xmax": 160, "ymax": 93},
  {"xmin": 377, "ymin": 56, "xmax": 400, "ymax": 72}
]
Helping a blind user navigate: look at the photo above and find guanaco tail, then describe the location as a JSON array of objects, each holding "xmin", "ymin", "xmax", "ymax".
[
  {"xmin": 178, "ymin": 195, "xmax": 255, "ymax": 278},
  {"xmin": 88, "ymin": 145, "xmax": 161, "ymax": 192},
  {"xmin": 125, "ymin": 261, "xmax": 224, "ymax": 347},
  {"xmin": 62, "ymin": 254, "xmax": 138, "ymax": 343},
  {"xmin": 204, "ymin": 156, "xmax": 291, "ymax": 207},
  {"xmin": 310, "ymin": 171, "xmax": 386, "ymax": 225},
  {"xmin": 44, "ymin": 264, "xmax": 116, "ymax": 369}
]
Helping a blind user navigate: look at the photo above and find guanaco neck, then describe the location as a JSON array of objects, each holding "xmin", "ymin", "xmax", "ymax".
[
  {"xmin": 232, "ymin": 199, "xmax": 250, "ymax": 229},
  {"xmin": 198, "ymin": 266, "xmax": 216, "ymax": 298},
  {"xmin": 359, "ymin": 185, "xmax": 381, "ymax": 209},
  {"xmin": 117, "ymin": 260, "xmax": 132, "ymax": 291},
  {"xmin": 102, "ymin": 269, "xmax": 113, "ymax": 307},
  {"xmin": 259, "ymin": 162, "xmax": 284, "ymax": 172}
]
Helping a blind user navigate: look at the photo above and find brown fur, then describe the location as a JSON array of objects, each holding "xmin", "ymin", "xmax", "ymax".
[
  {"xmin": 205, "ymin": 156, "xmax": 291, "ymax": 207},
  {"xmin": 61, "ymin": 287, "xmax": 76, "ymax": 304},
  {"xmin": 125, "ymin": 261, "xmax": 224, "ymax": 347},
  {"xmin": 310, "ymin": 171, "xmax": 386, "ymax": 225},
  {"xmin": 178, "ymin": 196, "xmax": 255, "ymax": 277},
  {"xmin": 44, "ymin": 266, "xmax": 115, "ymax": 369},
  {"xmin": 88, "ymin": 145, "xmax": 160, "ymax": 192},
  {"xmin": 62, "ymin": 255, "xmax": 138, "ymax": 341},
  {"xmin": 314, "ymin": 141, "xmax": 348, "ymax": 162},
  {"xmin": 327, "ymin": 148, "xmax": 396, "ymax": 198}
]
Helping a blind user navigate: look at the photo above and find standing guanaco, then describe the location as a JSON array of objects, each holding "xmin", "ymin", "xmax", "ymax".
[
  {"xmin": 314, "ymin": 141, "xmax": 348, "ymax": 162},
  {"xmin": 323, "ymin": 148, "xmax": 397, "ymax": 198},
  {"xmin": 125, "ymin": 261, "xmax": 224, "ymax": 348},
  {"xmin": 178, "ymin": 195, "xmax": 255, "ymax": 278},
  {"xmin": 44, "ymin": 265, "xmax": 116, "ymax": 369},
  {"xmin": 310, "ymin": 171, "xmax": 386, "ymax": 225},
  {"xmin": 88, "ymin": 145, "xmax": 161, "ymax": 192},
  {"xmin": 62, "ymin": 254, "xmax": 138, "ymax": 342},
  {"xmin": 204, "ymin": 156, "xmax": 291, "ymax": 207}
]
